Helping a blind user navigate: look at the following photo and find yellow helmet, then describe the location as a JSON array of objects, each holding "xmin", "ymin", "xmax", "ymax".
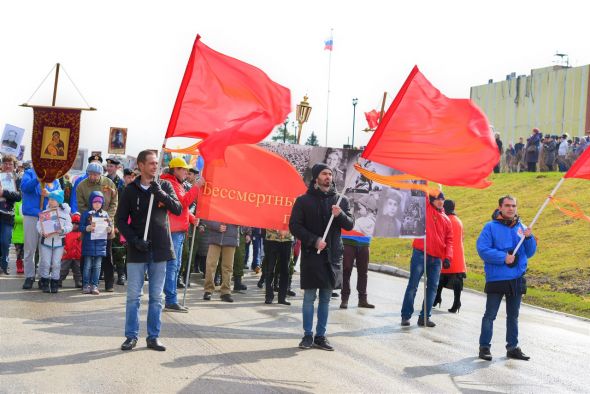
[{"xmin": 168, "ymin": 157, "xmax": 191, "ymax": 169}]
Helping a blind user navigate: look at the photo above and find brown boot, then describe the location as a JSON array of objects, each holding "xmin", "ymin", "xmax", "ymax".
[
  {"xmin": 358, "ymin": 298, "xmax": 375, "ymax": 309},
  {"xmin": 339, "ymin": 300, "xmax": 348, "ymax": 309}
]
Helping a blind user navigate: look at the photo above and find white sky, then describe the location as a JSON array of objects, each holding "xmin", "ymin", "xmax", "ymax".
[{"xmin": 1, "ymin": 0, "xmax": 589, "ymax": 161}]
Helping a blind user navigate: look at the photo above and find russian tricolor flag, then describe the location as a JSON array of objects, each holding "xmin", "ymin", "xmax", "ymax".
[{"xmin": 324, "ymin": 38, "xmax": 333, "ymax": 51}]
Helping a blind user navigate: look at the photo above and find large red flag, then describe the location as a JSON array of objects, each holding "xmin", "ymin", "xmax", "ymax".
[
  {"xmin": 362, "ymin": 66, "xmax": 498, "ymax": 188},
  {"xmin": 197, "ymin": 144, "xmax": 306, "ymax": 230},
  {"xmin": 166, "ymin": 35, "xmax": 291, "ymax": 162},
  {"xmin": 564, "ymin": 147, "xmax": 590, "ymax": 180}
]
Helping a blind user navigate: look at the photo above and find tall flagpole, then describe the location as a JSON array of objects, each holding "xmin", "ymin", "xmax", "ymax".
[{"xmin": 325, "ymin": 28, "xmax": 333, "ymax": 147}]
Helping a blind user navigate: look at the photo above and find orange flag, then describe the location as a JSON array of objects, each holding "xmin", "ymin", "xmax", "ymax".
[
  {"xmin": 362, "ymin": 66, "xmax": 498, "ymax": 188},
  {"xmin": 197, "ymin": 144, "xmax": 306, "ymax": 230},
  {"xmin": 165, "ymin": 35, "xmax": 291, "ymax": 162},
  {"xmin": 565, "ymin": 147, "xmax": 590, "ymax": 180}
]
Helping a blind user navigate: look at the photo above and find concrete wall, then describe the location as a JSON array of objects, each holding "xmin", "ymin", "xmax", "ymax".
[{"xmin": 470, "ymin": 65, "xmax": 590, "ymax": 144}]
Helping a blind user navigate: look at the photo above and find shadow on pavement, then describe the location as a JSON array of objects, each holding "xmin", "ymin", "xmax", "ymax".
[{"xmin": 0, "ymin": 349, "xmax": 123, "ymax": 375}]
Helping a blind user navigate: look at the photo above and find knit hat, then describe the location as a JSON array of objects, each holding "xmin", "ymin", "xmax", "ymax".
[
  {"xmin": 311, "ymin": 163, "xmax": 332, "ymax": 181},
  {"xmin": 48, "ymin": 189, "xmax": 64, "ymax": 205},
  {"xmin": 443, "ymin": 199, "xmax": 455, "ymax": 215},
  {"xmin": 86, "ymin": 162, "xmax": 103, "ymax": 174},
  {"xmin": 429, "ymin": 191, "xmax": 445, "ymax": 204},
  {"xmin": 92, "ymin": 195, "xmax": 104, "ymax": 204}
]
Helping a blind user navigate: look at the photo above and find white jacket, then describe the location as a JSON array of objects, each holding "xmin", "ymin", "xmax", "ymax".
[{"xmin": 36, "ymin": 203, "xmax": 73, "ymax": 248}]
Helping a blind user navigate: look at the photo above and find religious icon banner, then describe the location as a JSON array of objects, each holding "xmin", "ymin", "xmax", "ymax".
[{"xmin": 31, "ymin": 106, "xmax": 81, "ymax": 183}]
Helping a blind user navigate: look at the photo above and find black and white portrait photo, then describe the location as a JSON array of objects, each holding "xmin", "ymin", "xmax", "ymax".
[{"xmin": 1, "ymin": 124, "xmax": 25, "ymax": 155}]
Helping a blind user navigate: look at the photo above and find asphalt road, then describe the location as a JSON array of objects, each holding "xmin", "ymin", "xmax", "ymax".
[{"xmin": 1, "ymin": 266, "xmax": 588, "ymax": 393}]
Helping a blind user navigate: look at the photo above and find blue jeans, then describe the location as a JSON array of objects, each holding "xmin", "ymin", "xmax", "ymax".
[
  {"xmin": 479, "ymin": 292, "xmax": 522, "ymax": 350},
  {"xmin": 302, "ymin": 288, "xmax": 331, "ymax": 337},
  {"xmin": 164, "ymin": 232, "xmax": 185, "ymax": 305},
  {"xmin": 125, "ymin": 260, "xmax": 166, "ymax": 340},
  {"xmin": 83, "ymin": 256, "xmax": 103, "ymax": 287},
  {"xmin": 0, "ymin": 221, "xmax": 13, "ymax": 271},
  {"xmin": 246, "ymin": 235, "xmax": 262, "ymax": 269},
  {"xmin": 401, "ymin": 248, "xmax": 442, "ymax": 320}
]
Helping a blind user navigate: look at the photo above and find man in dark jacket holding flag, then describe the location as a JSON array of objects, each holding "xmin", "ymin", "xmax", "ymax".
[
  {"xmin": 476, "ymin": 195, "xmax": 536, "ymax": 361},
  {"xmin": 290, "ymin": 163, "xmax": 354, "ymax": 351},
  {"xmin": 116, "ymin": 150, "xmax": 182, "ymax": 352}
]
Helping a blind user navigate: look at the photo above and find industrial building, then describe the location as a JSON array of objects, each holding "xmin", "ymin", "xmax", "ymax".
[{"xmin": 470, "ymin": 64, "xmax": 590, "ymax": 144}]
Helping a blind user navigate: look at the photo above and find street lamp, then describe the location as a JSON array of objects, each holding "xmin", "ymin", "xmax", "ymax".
[
  {"xmin": 352, "ymin": 98, "xmax": 358, "ymax": 148},
  {"xmin": 296, "ymin": 95, "xmax": 312, "ymax": 144}
]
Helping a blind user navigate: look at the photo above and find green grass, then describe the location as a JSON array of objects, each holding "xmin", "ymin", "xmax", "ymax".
[{"xmin": 371, "ymin": 172, "xmax": 590, "ymax": 319}]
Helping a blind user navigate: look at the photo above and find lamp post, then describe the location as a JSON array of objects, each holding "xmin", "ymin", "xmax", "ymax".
[
  {"xmin": 282, "ymin": 118, "xmax": 289, "ymax": 143},
  {"xmin": 352, "ymin": 98, "xmax": 358, "ymax": 148},
  {"xmin": 296, "ymin": 95, "xmax": 312, "ymax": 144},
  {"xmin": 292, "ymin": 121, "xmax": 298, "ymax": 144}
]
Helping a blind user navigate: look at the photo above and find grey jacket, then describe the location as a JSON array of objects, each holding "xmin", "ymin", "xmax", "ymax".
[{"xmin": 201, "ymin": 220, "xmax": 240, "ymax": 247}]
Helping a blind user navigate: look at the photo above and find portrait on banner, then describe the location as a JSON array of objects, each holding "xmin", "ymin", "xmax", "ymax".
[
  {"xmin": 1, "ymin": 124, "xmax": 25, "ymax": 155},
  {"xmin": 40, "ymin": 127, "xmax": 69, "ymax": 160},
  {"xmin": 108, "ymin": 127, "xmax": 127, "ymax": 154}
]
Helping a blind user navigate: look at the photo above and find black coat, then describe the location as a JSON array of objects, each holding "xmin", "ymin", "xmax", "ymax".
[
  {"xmin": 116, "ymin": 177, "xmax": 182, "ymax": 263},
  {"xmin": 289, "ymin": 184, "xmax": 354, "ymax": 290}
]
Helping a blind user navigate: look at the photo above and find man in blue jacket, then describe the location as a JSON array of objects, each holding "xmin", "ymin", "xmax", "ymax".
[
  {"xmin": 476, "ymin": 195, "xmax": 536, "ymax": 361},
  {"xmin": 20, "ymin": 168, "xmax": 61, "ymax": 289}
]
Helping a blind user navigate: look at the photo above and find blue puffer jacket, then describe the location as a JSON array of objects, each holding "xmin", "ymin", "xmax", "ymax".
[
  {"xmin": 20, "ymin": 169, "xmax": 61, "ymax": 217},
  {"xmin": 80, "ymin": 191, "xmax": 109, "ymax": 257},
  {"xmin": 476, "ymin": 211, "xmax": 537, "ymax": 282}
]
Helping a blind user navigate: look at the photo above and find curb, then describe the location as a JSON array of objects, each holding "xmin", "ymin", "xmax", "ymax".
[{"xmin": 369, "ymin": 262, "xmax": 590, "ymax": 322}]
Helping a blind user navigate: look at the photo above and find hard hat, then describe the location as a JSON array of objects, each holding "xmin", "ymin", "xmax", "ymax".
[{"xmin": 168, "ymin": 157, "xmax": 191, "ymax": 169}]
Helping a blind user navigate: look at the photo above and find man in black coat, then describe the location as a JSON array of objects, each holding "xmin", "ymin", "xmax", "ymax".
[
  {"xmin": 116, "ymin": 150, "xmax": 182, "ymax": 352},
  {"xmin": 290, "ymin": 163, "xmax": 354, "ymax": 351}
]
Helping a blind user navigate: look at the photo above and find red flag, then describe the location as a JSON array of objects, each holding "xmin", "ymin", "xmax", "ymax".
[
  {"xmin": 362, "ymin": 66, "xmax": 498, "ymax": 188},
  {"xmin": 166, "ymin": 35, "xmax": 291, "ymax": 162},
  {"xmin": 564, "ymin": 147, "xmax": 590, "ymax": 180},
  {"xmin": 364, "ymin": 109, "xmax": 381, "ymax": 130},
  {"xmin": 197, "ymin": 144, "xmax": 306, "ymax": 230}
]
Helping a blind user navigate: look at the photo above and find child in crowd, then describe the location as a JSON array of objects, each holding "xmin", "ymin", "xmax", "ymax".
[
  {"xmin": 36, "ymin": 190, "xmax": 72, "ymax": 293},
  {"xmin": 13, "ymin": 201, "xmax": 24, "ymax": 274},
  {"xmin": 59, "ymin": 212, "xmax": 83, "ymax": 288},
  {"xmin": 80, "ymin": 191, "xmax": 111, "ymax": 295}
]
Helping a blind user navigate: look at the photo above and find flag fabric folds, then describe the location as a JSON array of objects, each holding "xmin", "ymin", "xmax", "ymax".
[
  {"xmin": 564, "ymin": 147, "xmax": 590, "ymax": 180},
  {"xmin": 324, "ymin": 38, "xmax": 333, "ymax": 51},
  {"xmin": 362, "ymin": 66, "xmax": 498, "ymax": 188},
  {"xmin": 364, "ymin": 109, "xmax": 381, "ymax": 130},
  {"xmin": 165, "ymin": 35, "xmax": 291, "ymax": 162},
  {"xmin": 198, "ymin": 144, "xmax": 307, "ymax": 230}
]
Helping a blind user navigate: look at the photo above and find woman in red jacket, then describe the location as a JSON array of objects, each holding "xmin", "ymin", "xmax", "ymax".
[{"xmin": 434, "ymin": 199, "xmax": 466, "ymax": 313}]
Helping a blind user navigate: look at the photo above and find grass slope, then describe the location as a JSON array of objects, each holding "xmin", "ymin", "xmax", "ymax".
[{"xmin": 371, "ymin": 172, "xmax": 590, "ymax": 318}]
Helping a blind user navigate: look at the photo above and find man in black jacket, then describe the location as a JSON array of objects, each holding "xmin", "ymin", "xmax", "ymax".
[
  {"xmin": 290, "ymin": 163, "xmax": 354, "ymax": 351},
  {"xmin": 116, "ymin": 150, "xmax": 182, "ymax": 352}
]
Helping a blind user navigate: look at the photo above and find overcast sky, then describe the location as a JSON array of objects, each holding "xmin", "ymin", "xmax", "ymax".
[{"xmin": 1, "ymin": 0, "xmax": 589, "ymax": 160}]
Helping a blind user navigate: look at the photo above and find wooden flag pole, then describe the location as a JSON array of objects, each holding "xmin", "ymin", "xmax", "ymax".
[{"xmin": 143, "ymin": 142, "xmax": 166, "ymax": 241}]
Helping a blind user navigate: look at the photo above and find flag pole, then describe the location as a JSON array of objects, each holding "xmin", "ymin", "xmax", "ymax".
[
  {"xmin": 316, "ymin": 170, "xmax": 352, "ymax": 255},
  {"xmin": 182, "ymin": 209, "xmax": 199, "ymax": 307},
  {"xmin": 512, "ymin": 177, "xmax": 565, "ymax": 254},
  {"xmin": 324, "ymin": 28, "xmax": 333, "ymax": 147},
  {"xmin": 143, "ymin": 141, "xmax": 166, "ymax": 242},
  {"xmin": 423, "ymin": 231, "xmax": 428, "ymax": 325}
]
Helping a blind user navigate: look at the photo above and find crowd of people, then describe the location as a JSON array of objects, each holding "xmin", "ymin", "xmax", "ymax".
[
  {"xmin": 0, "ymin": 147, "xmax": 536, "ymax": 361},
  {"xmin": 494, "ymin": 129, "xmax": 590, "ymax": 173}
]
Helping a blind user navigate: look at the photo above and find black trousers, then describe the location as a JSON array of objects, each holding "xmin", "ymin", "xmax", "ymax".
[
  {"xmin": 527, "ymin": 162, "xmax": 537, "ymax": 172},
  {"xmin": 264, "ymin": 241, "xmax": 291, "ymax": 301}
]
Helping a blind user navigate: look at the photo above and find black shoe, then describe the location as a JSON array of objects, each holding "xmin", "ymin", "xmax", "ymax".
[
  {"xmin": 105, "ymin": 287, "xmax": 114, "ymax": 293},
  {"xmin": 22, "ymin": 277, "xmax": 35, "ymax": 290},
  {"xmin": 299, "ymin": 335, "xmax": 313, "ymax": 349},
  {"xmin": 58, "ymin": 280, "xmax": 63, "ymax": 288},
  {"xmin": 273, "ymin": 284, "xmax": 279, "ymax": 293},
  {"xmin": 164, "ymin": 303, "xmax": 189, "ymax": 313},
  {"xmin": 264, "ymin": 298, "xmax": 273, "ymax": 304},
  {"xmin": 117, "ymin": 276, "xmax": 125, "ymax": 286},
  {"xmin": 146, "ymin": 338, "xmax": 166, "ymax": 351},
  {"xmin": 2, "ymin": 268, "xmax": 8, "ymax": 275},
  {"xmin": 331, "ymin": 292, "xmax": 339, "ymax": 298},
  {"xmin": 401, "ymin": 319, "xmax": 411, "ymax": 327},
  {"xmin": 506, "ymin": 347, "xmax": 530, "ymax": 361},
  {"xmin": 417, "ymin": 317, "xmax": 436, "ymax": 327},
  {"xmin": 448, "ymin": 301, "xmax": 461, "ymax": 313},
  {"xmin": 340, "ymin": 301, "xmax": 348, "ymax": 309},
  {"xmin": 287, "ymin": 289, "xmax": 296, "ymax": 297},
  {"xmin": 313, "ymin": 336, "xmax": 334, "ymax": 351},
  {"xmin": 40, "ymin": 278, "xmax": 50, "ymax": 293},
  {"xmin": 479, "ymin": 346, "xmax": 492, "ymax": 361},
  {"xmin": 234, "ymin": 277, "xmax": 247, "ymax": 291},
  {"xmin": 220, "ymin": 294, "xmax": 234, "ymax": 303},
  {"xmin": 99, "ymin": 273, "xmax": 104, "ymax": 281},
  {"xmin": 278, "ymin": 299, "xmax": 291, "ymax": 306},
  {"xmin": 358, "ymin": 300, "xmax": 375, "ymax": 309},
  {"xmin": 121, "ymin": 337, "xmax": 137, "ymax": 351},
  {"xmin": 49, "ymin": 279, "xmax": 59, "ymax": 293},
  {"xmin": 177, "ymin": 279, "xmax": 185, "ymax": 289},
  {"xmin": 74, "ymin": 280, "xmax": 83, "ymax": 288},
  {"xmin": 257, "ymin": 278, "xmax": 264, "ymax": 289},
  {"xmin": 433, "ymin": 297, "xmax": 442, "ymax": 308},
  {"xmin": 203, "ymin": 292, "xmax": 212, "ymax": 300}
]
